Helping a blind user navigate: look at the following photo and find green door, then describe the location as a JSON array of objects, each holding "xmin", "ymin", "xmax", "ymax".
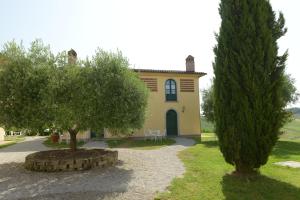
[{"xmin": 166, "ymin": 110, "xmax": 178, "ymax": 136}]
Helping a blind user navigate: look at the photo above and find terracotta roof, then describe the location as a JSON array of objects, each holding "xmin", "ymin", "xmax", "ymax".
[{"xmin": 133, "ymin": 69, "xmax": 206, "ymax": 77}]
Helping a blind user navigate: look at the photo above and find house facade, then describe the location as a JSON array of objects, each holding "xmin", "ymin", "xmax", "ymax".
[
  {"xmin": 66, "ymin": 50, "xmax": 206, "ymax": 139},
  {"xmin": 105, "ymin": 55, "xmax": 206, "ymax": 138}
]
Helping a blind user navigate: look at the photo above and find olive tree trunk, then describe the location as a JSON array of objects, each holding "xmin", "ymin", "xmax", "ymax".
[{"xmin": 68, "ymin": 128, "xmax": 78, "ymax": 151}]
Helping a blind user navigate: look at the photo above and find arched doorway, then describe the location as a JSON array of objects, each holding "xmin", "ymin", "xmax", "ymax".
[{"xmin": 166, "ymin": 110, "xmax": 178, "ymax": 136}]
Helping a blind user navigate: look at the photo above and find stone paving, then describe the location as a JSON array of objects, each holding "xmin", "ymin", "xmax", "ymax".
[{"xmin": 275, "ymin": 161, "xmax": 300, "ymax": 168}]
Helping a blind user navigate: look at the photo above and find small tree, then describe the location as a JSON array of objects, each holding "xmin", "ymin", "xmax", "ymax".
[
  {"xmin": 214, "ymin": 0, "xmax": 290, "ymax": 173},
  {"xmin": 52, "ymin": 49, "xmax": 148, "ymax": 150},
  {"xmin": 88, "ymin": 50, "xmax": 149, "ymax": 133},
  {"xmin": 201, "ymin": 85, "xmax": 215, "ymax": 123},
  {"xmin": 50, "ymin": 58, "xmax": 90, "ymax": 151},
  {"xmin": 0, "ymin": 40, "xmax": 149, "ymax": 151},
  {"xmin": 282, "ymin": 74, "xmax": 299, "ymax": 106},
  {"xmin": 0, "ymin": 40, "xmax": 55, "ymax": 133}
]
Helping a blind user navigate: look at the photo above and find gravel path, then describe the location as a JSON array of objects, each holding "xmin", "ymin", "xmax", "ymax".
[
  {"xmin": 0, "ymin": 136, "xmax": 49, "ymax": 164},
  {"xmin": 0, "ymin": 137, "xmax": 195, "ymax": 200}
]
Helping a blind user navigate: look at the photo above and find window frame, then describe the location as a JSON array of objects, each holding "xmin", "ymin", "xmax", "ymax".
[{"xmin": 165, "ymin": 79, "xmax": 177, "ymax": 101}]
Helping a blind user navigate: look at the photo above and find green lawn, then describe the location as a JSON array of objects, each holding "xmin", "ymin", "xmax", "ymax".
[
  {"xmin": 43, "ymin": 137, "xmax": 85, "ymax": 149},
  {"xmin": 202, "ymin": 115, "xmax": 300, "ymax": 140},
  {"xmin": 281, "ymin": 116, "xmax": 300, "ymax": 140},
  {"xmin": 106, "ymin": 138, "xmax": 176, "ymax": 150},
  {"xmin": 0, "ymin": 135, "xmax": 25, "ymax": 149},
  {"xmin": 0, "ymin": 141, "xmax": 16, "ymax": 149},
  {"xmin": 201, "ymin": 117, "xmax": 215, "ymax": 133},
  {"xmin": 157, "ymin": 135, "xmax": 300, "ymax": 200}
]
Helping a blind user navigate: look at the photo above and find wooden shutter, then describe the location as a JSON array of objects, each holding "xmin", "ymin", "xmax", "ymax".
[
  {"xmin": 141, "ymin": 78, "xmax": 158, "ymax": 92},
  {"xmin": 180, "ymin": 79, "xmax": 194, "ymax": 92}
]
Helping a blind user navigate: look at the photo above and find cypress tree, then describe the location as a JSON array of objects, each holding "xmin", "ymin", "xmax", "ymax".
[{"xmin": 213, "ymin": 0, "xmax": 288, "ymax": 174}]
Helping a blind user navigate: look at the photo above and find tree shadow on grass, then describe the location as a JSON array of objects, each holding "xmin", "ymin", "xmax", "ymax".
[
  {"xmin": 0, "ymin": 161, "xmax": 133, "ymax": 200},
  {"xmin": 221, "ymin": 174, "xmax": 300, "ymax": 200},
  {"xmin": 271, "ymin": 140, "xmax": 300, "ymax": 159},
  {"xmin": 201, "ymin": 140, "xmax": 219, "ymax": 148}
]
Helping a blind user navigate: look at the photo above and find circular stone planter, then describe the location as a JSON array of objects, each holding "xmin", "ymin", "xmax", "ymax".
[{"xmin": 25, "ymin": 149, "xmax": 118, "ymax": 172}]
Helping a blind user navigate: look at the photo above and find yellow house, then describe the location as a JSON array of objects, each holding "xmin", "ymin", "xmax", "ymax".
[
  {"xmin": 65, "ymin": 51, "xmax": 206, "ymax": 139},
  {"xmin": 105, "ymin": 55, "xmax": 206, "ymax": 138}
]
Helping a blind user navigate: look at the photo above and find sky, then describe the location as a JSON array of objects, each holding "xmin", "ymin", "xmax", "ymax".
[{"xmin": 1, "ymin": 0, "xmax": 299, "ymax": 106}]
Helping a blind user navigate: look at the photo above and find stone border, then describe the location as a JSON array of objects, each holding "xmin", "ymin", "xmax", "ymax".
[{"xmin": 25, "ymin": 149, "xmax": 118, "ymax": 172}]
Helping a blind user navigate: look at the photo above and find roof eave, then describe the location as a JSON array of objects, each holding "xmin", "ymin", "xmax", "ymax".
[{"xmin": 133, "ymin": 69, "xmax": 207, "ymax": 77}]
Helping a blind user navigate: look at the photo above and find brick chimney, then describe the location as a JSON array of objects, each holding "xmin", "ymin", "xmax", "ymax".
[
  {"xmin": 186, "ymin": 55, "xmax": 195, "ymax": 72},
  {"xmin": 68, "ymin": 49, "xmax": 77, "ymax": 64}
]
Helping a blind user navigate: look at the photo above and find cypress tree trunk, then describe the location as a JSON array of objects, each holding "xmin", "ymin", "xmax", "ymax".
[
  {"xmin": 236, "ymin": 161, "xmax": 255, "ymax": 174},
  {"xmin": 68, "ymin": 129, "xmax": 78, "ymax": 151},
  {"xmin": 214, "ymin": 0, "xmax": 288, "ymax": 174}
]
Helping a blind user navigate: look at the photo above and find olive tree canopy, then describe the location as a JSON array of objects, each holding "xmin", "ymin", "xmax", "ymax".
[{"xmin": 0, "ymin": 40, "xmax": 148, "ymax": 151}]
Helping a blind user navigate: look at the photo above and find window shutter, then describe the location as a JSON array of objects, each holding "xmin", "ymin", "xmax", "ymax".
[
  {"xmin": 180, "ymin": 79, "xmax": 194, "ymax": 92},
  {"xmin": 141, "ymin": 78, "xmax": 158, "ymax": 92}
]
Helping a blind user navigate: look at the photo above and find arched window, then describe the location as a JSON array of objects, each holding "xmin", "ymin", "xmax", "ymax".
[{"xmin": 165, "ymin": 79, "xmax": 177, "ymax": 101}]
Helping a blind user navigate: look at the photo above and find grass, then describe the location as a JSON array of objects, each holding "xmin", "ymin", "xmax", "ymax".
[
  {"xmin": 106, "ymin": 138, "xmax": 176, "ymax": 150},
  {"xmin": 156, "ymin": 134, "xmax": 300, "ymax": 200},
  {"xmin": 43, "ymin": 137, "xmax": 85, "ymax": 149},
  {"xmin": 281, "ymin": 115, "xmax": 300, "ymax": 140},
  {"xmin": 202, "ymin": 114, "xmax": 300, "ymax": 140},
  {"xmin": 0, "ymin": 142, "xmax": 16, "ymax": 149},
  {"xmin": 4, "ymin": 135, "xmax": 25, "ymax": 142},
  {"xmin": 0, "ymin": 135, "xmax": 25, "ymax": 149},
  {"xmin": 201, "ymin": 117, "xmax": 215, "ymax": 133}
]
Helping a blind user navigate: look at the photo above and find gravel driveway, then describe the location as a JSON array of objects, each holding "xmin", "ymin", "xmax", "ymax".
[
  {"xmin": 0, "ymin": 136, "xmax": 49, "ymax": 164},
  {"xmin": 0, "ymin": 137, "xmax": 195, "ymax": 200}
]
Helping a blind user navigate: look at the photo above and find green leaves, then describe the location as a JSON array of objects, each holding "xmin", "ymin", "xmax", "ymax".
[
  {"xmin": 213, "ymin": 0, "xmax": 291, "ymax": 172},
  {"xmin": 0, "ymin": 40, "xmax": 148, "ymax": 137},
  {"xmin": 201, "ymin": 84, "xmax": 215, "ymax": 123},
  {"xmin": 0, "ymin": 41, "xmax": 54, "ymax": 131},
  {"xmin": 86, "ymin": 49, "xmax": 149, "ymax": 134}
]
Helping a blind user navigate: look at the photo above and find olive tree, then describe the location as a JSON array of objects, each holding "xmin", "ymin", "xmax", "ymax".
[
  {"xmin": 0, "ymin": 40, "xmax": 55, "ymax": 133},
  {"xmin": 0, "ymin": 40, "xmax": 149, "ymax": 151},
  {"xmin": 52, "ymin": 49, "xmax": 149, "ymax": 150}
]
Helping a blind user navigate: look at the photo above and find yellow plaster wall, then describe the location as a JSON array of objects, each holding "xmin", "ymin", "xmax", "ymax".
[
  {"xmin": 130, "ymin": 72, "xmax": 202, "ymax": 137},
  {"xmin": 0, "ymin": 127, "xmax": 5, "ymax": 141}
]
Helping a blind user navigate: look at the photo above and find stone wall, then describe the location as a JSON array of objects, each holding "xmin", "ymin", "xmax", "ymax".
[{"xmin": 25, "ymin": 149, "xmax": 118, "ymax": 172}]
